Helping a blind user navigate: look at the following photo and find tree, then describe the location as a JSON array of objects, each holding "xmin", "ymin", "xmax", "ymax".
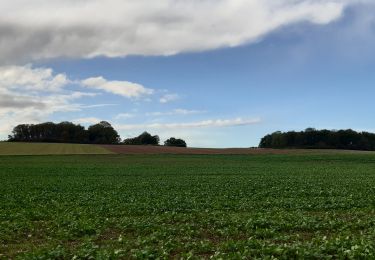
[
  {"xmin": 9, "ymin": 124, "xmax": 32, "ymax": 142},
  {"xmin": 9, "ymin": 122, "xmax": 88, "ymax": 143},
  {"xmin": 258, "ymin": 128, "xmax": 375, "ymax": 151},
  {"xmin": 57, "ymin": 122, "xmax": 87, "ymax": 143},
  {"xmin": 87, "ymin": 121, "xmax": 120, "ymax": 144},
  {"xmin": 164, "ymin": 137, "xmax": 187, "ymax": 147},
  {"xmin": 138, "ymin": 132, "xmax": 159, "ymax": 145},
  {"xmin": 123, "ymin": 132, "xmax": 160, "ymax": 145},
  {"xmin": 8, "ymin": 121, "xmax": 121, "ymax": 144},
  {"xmin": 122, "ymin": 137, "xmax": 140, "ymax": 145}
]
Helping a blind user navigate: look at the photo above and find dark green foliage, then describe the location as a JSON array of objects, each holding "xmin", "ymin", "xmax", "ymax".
[
  {"xmin": 87, "ymin": 121, "xmax": 120, "ymax": 144},
  {"xmin": 8, "ymin": 122, "xmax": 88, "ymax": 143},
  {"xmin": 164, "ymin": 137, "xmax": 187, "ymax": 147},
  {"xmin": 2, "ymin": 153, "xmax": 375, "ymax": 258},
  {"xmin": 260, "ymin": 128, "xmax": 375, "ymax": 151},
  {"xmin": 123, "ymin": 131, "xmax": 159, "ymax": 145},
  {"xmin": 8, "ymin": 121, "xmax": 120, "ymax": 144}
]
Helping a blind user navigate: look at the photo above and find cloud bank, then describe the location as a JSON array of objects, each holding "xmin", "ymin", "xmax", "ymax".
[
  {"xmin": 0, "ymin": 65, "xmax": 259, "ymax": 141},
  {"xmin": 0, "ymin": 0, "xmax": 360, "ymax": 64},
  {"xmin": 0, "ymin": 65, "xmax": 95, "ymax": 137},
  {"xmin": 82, "ymin": 77, "xmax": 154, "ymax": 98},
  {"xmin": 0, "ymin": 65, "xmax": 68, "ymax": 92},
  {"xmin": 115, "ymin": 118, "xmax": 260, "ymax": 131},
  {"xmin": 146, "ymin": 109, "xmax": 206, "ymax": 117},
  {"xmin": 0, "ymin": 65, "xmax": 156, "ymax": 137}
]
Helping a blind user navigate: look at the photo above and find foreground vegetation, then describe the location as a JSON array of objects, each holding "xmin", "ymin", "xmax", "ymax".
[{"xmin": 1, "ymin": 153, "xmax": 375, "ymax": 258}]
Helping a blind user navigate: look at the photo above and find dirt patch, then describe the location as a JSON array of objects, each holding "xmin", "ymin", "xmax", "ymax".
[{"xmin": 99, "ymin": 145, "xmax": 321, "ymax": 155}]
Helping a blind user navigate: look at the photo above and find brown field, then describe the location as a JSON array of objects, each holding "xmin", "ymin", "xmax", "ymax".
[
  {"xmin": 1, "ymin": 142, "xmax": 374, "ymax": 156},
  {"xmin": 100, "ymin": 145, "xmax": 375, "ymax": 155},
  {"xmin": 0, "ymin": 142, "xmax": 112, "ymax": 156}
]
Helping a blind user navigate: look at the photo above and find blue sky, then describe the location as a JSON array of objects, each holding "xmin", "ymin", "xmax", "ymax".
[{"xmin": 1, "ymin": 1, "xmax": 375, "ymax": 147}]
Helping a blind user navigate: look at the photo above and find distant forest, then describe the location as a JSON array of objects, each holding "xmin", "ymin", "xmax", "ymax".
[
  {"xmin": 7, "ymin": 121, "xmax": 187, "ymax": 147},
  {"xmin": 259, "ymin": 128, "xmax": 375, "ymax": 151},
  {"xmin": 10, "ymin": 123, "xmax": 375, "ymax": 151}
]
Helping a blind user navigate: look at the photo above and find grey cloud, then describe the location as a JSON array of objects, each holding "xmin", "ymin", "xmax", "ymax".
[
  {"xmin": 0, "ymin": 94, "xmax": 46, "ymax": 109},
  {"xmin": 0, "ymin": 23, "xmax": 100, "ymax": 64},
  {"xmin": 0, "ymin": 0, "xmax": 356, "ymax": 64}
]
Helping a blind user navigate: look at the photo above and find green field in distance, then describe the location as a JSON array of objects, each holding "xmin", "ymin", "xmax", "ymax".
[
  {"xmin": 0, "ymin": 142, "xmax": 112, "ymax": 155},
  {"xmin": 1, "ymin": 153, "xmax": 375, "ymax": 258}
]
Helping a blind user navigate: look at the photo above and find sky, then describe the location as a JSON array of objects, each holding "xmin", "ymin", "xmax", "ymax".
[{"xmin": 1, "ymin": 0, "xmax": 375, "ymax": 147}]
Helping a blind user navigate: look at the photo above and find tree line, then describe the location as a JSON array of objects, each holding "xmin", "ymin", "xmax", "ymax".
[
  {"xmin": 259, "ymin": 128, "xmax": 375, "ymax": 151},
  {"xmin": 8, "ymin": 121, "xmax": 187, "ymax": 147}
]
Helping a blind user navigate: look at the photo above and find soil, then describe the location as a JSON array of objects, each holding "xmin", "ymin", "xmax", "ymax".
[{"xmin": 100, "ymin": 145, "xmax": 320, "ymax": 155}]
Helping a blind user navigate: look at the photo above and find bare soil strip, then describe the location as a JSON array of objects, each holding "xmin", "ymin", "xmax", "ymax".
[
  {"xmin": 100, "ymin": 145, "xmax": 375, "ymax": 155},
  {"xmin": 0, "ymin": 142, "xmax": 113, "ymax": 156}
]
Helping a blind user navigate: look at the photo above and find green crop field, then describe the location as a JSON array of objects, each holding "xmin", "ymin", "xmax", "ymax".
[
  {"xmin": 1, "ymin": 153, "xmax": 375, "ymax": 259},
  {"xmin": 0, "ymin": 142, "xmax": 112, "ymax": 156}
]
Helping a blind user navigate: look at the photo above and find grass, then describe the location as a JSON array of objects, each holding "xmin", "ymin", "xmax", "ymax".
[
  {"xmin": 0, "ymin": 142, "xmax": 112, "ymax": 155},
  {"xmin": 1, "ymin": 153, "xmax": 375, "ymax": 259}
]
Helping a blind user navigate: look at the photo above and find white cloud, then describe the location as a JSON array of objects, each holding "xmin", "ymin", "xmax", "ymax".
[
  {"xmin": 0, "ymin": 0, "xmax": 360, "ymax": 64},
  {"xmin": 115, "ymin": 113, "xmax": 136, "ymax": 120},
  {"xmin": 115, "ymin": 117, "xmax": 260, "ymax": 130},
  {"xmin": 0, "ymin": 89, "xmax": 95, "ymax": 137},
  {"xmin": 0, "ymin": 66, "xmax": 84, "ymax": 123},
  {"xmin": 0, "ymin": 90, "xmax": 87, "ymax": 139},
  {"xmin": 72, "ymin": 117, "xmax": 102, "ymax": 125},
  {"xmin": 0, "ymin": 65, "xmax": 68, "ymax": 92},
  {"xmin": 80, "ymin": 103, "xmax": 118, "ymax": 109},
  {"xmin": 82, "ymin": 77, "xmax": 154, "ymax": 99},
  {"xmin": 0, "ymin": 65, "xmax": 155, "ymax": 138},
  {"xmin": 160, "ymin": 94, "xmax": 179, "ymax": 104},
  {"xmin": 147, "ymin": 109, "xmax": 205, "ymax": 117},
  {"xmin": 114, "ymin": 109, "xmax": 205, "ymax": 121}
]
